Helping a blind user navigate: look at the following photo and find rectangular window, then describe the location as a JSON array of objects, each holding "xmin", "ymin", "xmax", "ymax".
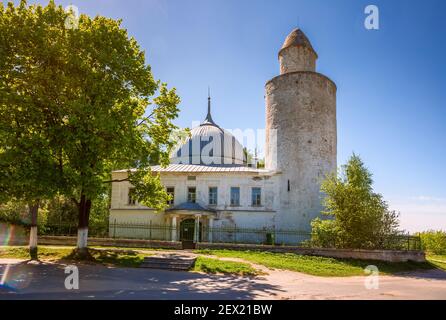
[
  {"xmin": 209, "ymin": 187, "xmax": 218, "ymax": 205},
  {"xmin": 128, "ymin": 188, "xmax": 137, "ymax": 206},
  {"xmin": 187, "ymin": 187, "xmax": 196, "ymax": 203},
  {"xmin": 166, "ymin": 187, "xmax": 175, "ymax": 205},
  {"xmin": 252, "ymin": 187, "xmax": 261, "ymax": 206},
  {"xmin": 230, "ymin": 187, "xmax": 240, "ymax": 206}
]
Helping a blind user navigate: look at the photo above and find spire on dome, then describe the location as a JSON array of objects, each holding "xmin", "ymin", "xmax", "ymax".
[{"xmin": 202, "ymin": 87, "xmax": 216, "ymax": 126}]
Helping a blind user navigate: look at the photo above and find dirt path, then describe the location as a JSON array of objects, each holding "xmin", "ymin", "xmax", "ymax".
[{"xmin": 147, "ymin": 251, "xmax": 446, "ymax": 300}]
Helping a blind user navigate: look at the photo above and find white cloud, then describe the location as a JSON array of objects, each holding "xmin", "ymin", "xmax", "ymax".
[
  {"xmin": 409, "ymin": 195, "xmax": 446, "ymax": 202},
  {"xmin": 389, "ymin": 196, "xmax": 446, "ymax": 233}
]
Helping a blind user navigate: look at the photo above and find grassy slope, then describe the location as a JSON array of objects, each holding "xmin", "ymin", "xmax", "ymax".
[
  {"xmin": 0, "ymin": 246, "xmax": 259, "ymax": 274},
  {"xmin": 195, "ymin": 249, "xmax": 438, "ymax": 277},
  {"xmin": 0, "ymin": 246, "xmax": 146, "ymax": 268},
  {"xmin": 426, "ymin": 254, "xmax": 446, "ymax": 270},
  {"xmin": 193, "ymin": 256, "xmax": 259, "ymax": 276}
]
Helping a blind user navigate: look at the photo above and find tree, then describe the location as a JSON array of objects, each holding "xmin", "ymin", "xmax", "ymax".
[
  {"xmin": 0, "ymin": 0, "xmax": 66, "ymax": 256},
  {"xmin": 311, "ymin": 153, "xmax": 400, "ymax": 249},
  {"xmin": 0, "ymin": 140, "xmax": 61, "ymax": 259},
  {"xmin": 0, "ymin": 1, "xmax": 181, "ymax": 256}
]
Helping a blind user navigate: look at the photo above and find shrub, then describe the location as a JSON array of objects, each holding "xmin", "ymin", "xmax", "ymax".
[
  {"xmin": 418, "ymin": 230, "xmax": 446, "ymax": 254},
  {"xmin": 310, "ymin": 218, "xmax": 339, "ymax": 248},
  {"xmin": 311, "ymin": 154, "xmax": 401, "ymax": 249}
]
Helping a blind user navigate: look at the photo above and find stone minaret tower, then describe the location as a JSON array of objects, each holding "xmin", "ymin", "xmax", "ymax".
[{"xmin": 265, "ymin": 29, "xmax": 337, "ymax": 232}]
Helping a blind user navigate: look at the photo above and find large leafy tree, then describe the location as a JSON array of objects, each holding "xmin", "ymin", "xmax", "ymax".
[
  {"xmin": 311, "ymin": 153, "xmax": 400, "ymax": 249},
  {"xmin": 0, "ymin": 137, "xmax": 61, "ymax": 259},
  {"xmin": 0, "ymin": 1, "xmax": 180, "ymax": 255},
  {"xmin": 0, "ymin": 1, "xmax": 66, "ymax": 258}
]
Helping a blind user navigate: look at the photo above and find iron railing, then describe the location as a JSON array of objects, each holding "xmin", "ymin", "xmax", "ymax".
[{"xmin": 37, "ymin": 220, "xmax": 422, "ymax": 251}]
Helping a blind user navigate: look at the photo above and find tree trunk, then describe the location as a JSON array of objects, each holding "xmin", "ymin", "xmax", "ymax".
[
  {"xmin": 28, "ymin": 200, "xmax": 40, "ymax": 260},
  {"xmin": 76, "ymin": 194, "xmax": 92, "ymax": 254}
]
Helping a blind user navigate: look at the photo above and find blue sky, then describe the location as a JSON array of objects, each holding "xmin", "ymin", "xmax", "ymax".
[{"xmin": 7, "ymin": 0, "xmax": 446, "ymax": 232}]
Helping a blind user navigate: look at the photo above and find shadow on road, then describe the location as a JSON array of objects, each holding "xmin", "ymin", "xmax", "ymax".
[{"xmin": 0, "ymin": 261, "xmax": 282, "ymax": 300}]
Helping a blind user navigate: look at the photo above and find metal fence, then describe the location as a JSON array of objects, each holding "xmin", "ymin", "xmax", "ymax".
[{"xmin": 38, "ymin": 221, "xmax": 422, "ymax": 251}]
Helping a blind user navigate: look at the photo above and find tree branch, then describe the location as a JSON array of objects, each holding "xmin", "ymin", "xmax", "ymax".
[{"xmin": 102, "ymin": 177, "xmax": 130, "ymax": 184}]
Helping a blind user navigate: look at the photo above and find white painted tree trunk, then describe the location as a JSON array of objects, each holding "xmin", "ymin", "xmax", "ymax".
[
  {"xmin": 77, "ymin": 227, "xmax": 88, "ymax": 249},
  {"xmin": 29, "ymin": 226, "xmax": 38, "ymax": 249}
]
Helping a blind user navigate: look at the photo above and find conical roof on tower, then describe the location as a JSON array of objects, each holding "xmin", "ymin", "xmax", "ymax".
[{"xmin": 279, "ymin": 28, "xmax": 318, "ymax": 58}]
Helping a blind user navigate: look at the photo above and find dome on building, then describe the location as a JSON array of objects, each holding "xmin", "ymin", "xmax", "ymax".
[{"xmin": 170, "ymin": 95, "xmax": 247, "ymax": 166}]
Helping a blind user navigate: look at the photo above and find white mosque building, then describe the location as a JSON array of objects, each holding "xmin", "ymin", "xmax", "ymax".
[{"xmin": 109, "ymin": 28, "xmax": 337, "ymax": 244}]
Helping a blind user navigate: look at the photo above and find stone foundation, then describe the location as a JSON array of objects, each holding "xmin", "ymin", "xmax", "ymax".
[{"xmin": 196, "ymin": 242, "xmax": 426, "ymax": 262}]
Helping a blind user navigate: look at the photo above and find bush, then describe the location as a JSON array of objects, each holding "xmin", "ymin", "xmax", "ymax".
[
  {"xmin": 418, "ymin": 230, "xmax": 446, "ymax": 254},
  {"xmin": 0, "ymin": 201, "xmax": 30, "ymax": 226},
  {"xmin": 311, "ymin": 154, "xmax": 401, "ymax": 249},
  {"xmin": 310, "ymin": 218, "xmax": 339, "ymax": 248}
]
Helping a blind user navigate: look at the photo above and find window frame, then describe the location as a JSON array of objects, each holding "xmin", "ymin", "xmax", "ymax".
[
  {"xmin": 230, "ymin": 187, "xmax": 240, "ymax": 206},
  {"xmin": 187, "ymin": 186, "xmax": 197, "ymax": 203},
  {"xmin": 251, "ymin": 187, "xmax": 262, "ymax": 206},
  {"xmin": 208, "ymin": 187, "xmax": 218, "ymax": 206},
  {"xmin": 128, "ymin": 188, "xmax": 137, "ymax": 206},
  {"xmin": 166, "ymin": 187, "xmax": 175, "ymax": 205}
]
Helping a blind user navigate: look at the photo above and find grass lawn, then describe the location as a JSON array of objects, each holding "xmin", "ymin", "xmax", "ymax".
[
  {"xmin": 0, "ymin": 246, "xmax": 259, "ymax": 275},
  {"xmin": 195, "ymin": 249, "xmax": 438, "ymax": 277},
  {"xmin": 192, "ymin": 256, "xmax": 259, "ymax": 276},
  {"xmin": 2, "ymin": 246, "xmax": 443, "ymax": 277},
  {"xmin": 426, "ymin": 254, "xmax": 446, "ymax": 271},
  {"xmin": 0, "ymin": 246, "xmax": 147, "ymax": 268}
]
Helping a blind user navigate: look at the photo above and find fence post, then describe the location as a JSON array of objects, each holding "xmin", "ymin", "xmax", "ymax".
[
  {"xmin": 149, "ymin": 220, "xmax": 152, "ymax": 240},
  {"xmin": 234, "ymin": 224, "xmax": 237, "ymax": 244},
  {"xmin": 407, "ymin": 233, "xmax": 410, "ymax": 251},
  {"xmin": 113, "ymin": 219, "xmax": 116, "ymax": 238}
]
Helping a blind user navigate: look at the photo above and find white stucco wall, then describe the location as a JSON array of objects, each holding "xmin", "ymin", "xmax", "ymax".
[{"xmin": 109, "ymin": 170, "xmax": 280, "ymax": 235}]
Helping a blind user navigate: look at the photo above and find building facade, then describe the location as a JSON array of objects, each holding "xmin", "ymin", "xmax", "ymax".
[{"xmin": 109, "ymin": 28, "xmax": 337, "ymax": 244}]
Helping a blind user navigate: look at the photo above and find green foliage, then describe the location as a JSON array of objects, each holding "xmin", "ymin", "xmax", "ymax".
[
  {"xmin": 44, "ymin": 195, "xmax": 78, "ymax": 225},
  {"xmin": 0, "ymin": 201, "xmax": 29, "ymax": 225},
  {"xmin": 0, "ymin": 1, "xmax": 67, "ymax": 206},
  {"xmin": 0, "ymin": 1, "xmax": 181, "ymax": 234},
  {"xmin": 311, "ymin": 153, "xmax": 401, "ymax": 249},
  {"xmin": 128, "ymin": 169, "xmax": 169, "ymax": 211},
  {"xmin": 310, "ymin": 218, "xmax": 339, "ymax": 248},
  {"xmin": 0, "ymin": 246, "xmax": 146, "ymax": 267},
  {"xmin": 426, "ymin": 254, "xmax": 446, "ymax": 271},
  {"xmin": 195, "ymin": 249, "xmax": 433, "ymax": 277},
  {"xmin": 193, "ymin": 256, "xmax": 259, "ymax": 276},
  {"xmin": 417, "ymin": 230, "xmax": 446, "ymax": 254},
  {"xmin": 0, "ymin": 193, "xmax": 109, "ymax": 234}
]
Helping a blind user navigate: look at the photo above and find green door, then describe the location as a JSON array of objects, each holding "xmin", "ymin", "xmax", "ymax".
[{"xmin": 180, "ymin": 219, "xmax": 195, "ymax": 241}]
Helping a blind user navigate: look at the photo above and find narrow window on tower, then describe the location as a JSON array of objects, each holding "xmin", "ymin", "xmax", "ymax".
[{"xmin": 288, "ymin": 180, "xmax": 290, "ymax": 192}]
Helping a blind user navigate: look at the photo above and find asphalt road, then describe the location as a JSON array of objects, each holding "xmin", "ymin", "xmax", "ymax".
[{"xmin": 0, "ymin": 259, "xmax": 445, "ymax": 300}]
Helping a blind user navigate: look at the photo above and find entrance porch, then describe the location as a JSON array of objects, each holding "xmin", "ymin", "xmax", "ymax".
[{"xmin": 165, "ymin": 202, "xmax": 216, "ymax": 246}]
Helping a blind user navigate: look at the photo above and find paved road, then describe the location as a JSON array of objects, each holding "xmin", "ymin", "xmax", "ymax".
[{"xmin": 0, "ymin": 259, "xmax": 445, "ymax": 300}]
